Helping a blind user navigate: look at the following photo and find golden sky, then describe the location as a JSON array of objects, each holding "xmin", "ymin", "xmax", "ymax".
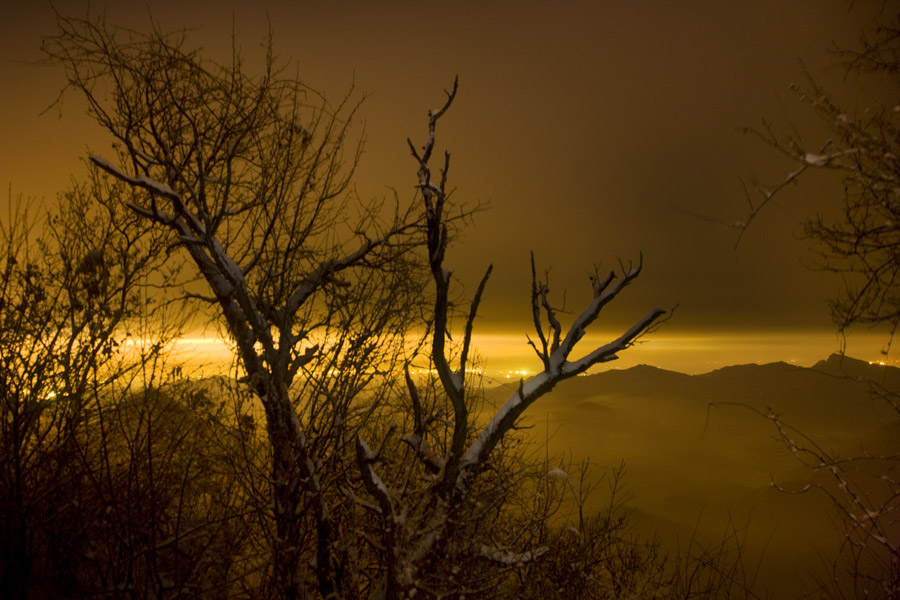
[{"xmin": 0, "ymin": 0, "xmax": 890, "ymax": 371}]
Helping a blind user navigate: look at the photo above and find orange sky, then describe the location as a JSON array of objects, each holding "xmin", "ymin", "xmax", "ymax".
[
  {"xmin": 0, "ymin": 0, "xmax": 892, "ymax": 369},
  {"xmin": 162, "ymin": 329, "xmax": 889, "ymax": 379}
]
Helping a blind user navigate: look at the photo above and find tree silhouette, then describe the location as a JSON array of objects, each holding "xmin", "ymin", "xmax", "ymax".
[
  {"xmin": 741, "ymin": 8, "xmax": 900, "ymax": 351},
  {"xmin": 742, "ymin": 7, "xmax": 900, "ymax": 597},
  {"xmin": 43, "ymin": 12, "xmax": 667, "ymax": 600}
]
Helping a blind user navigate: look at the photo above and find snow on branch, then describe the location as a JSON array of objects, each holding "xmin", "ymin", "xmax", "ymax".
[
  {"xmin": 355, "ymin": 437, "xmax": 395, "ymax": 521},
  {"xmin": 90, "ymin": 155, "xmax": 180, "ymax": 202},
  {"xmin": 400, "ymin": 433, "xmax": 446, "ymax": 473},
  {"xmin": 566, "ymin": 306, "xmax": 667, "ymax": 371},
  {"xmin": 478, "ymin": 544, "xmax": 549, "ymax": 566},
  {"xmin": 90, "ymin": 155, "xmax": 278, "ymax": 362},
  {"xmin": 340, "ymin": 80, "xmax": 670, "ymax": 600},
  {"xmin": 400, "ymin": 365, "xmax": 445, "ymax": 473},
  {"xmin": 422, "ymin": 76, "xmax": 458, "ymax": 166},
  {"xmin": 460, "ymin": 261, "xmax": 666, "ymax": 479}
]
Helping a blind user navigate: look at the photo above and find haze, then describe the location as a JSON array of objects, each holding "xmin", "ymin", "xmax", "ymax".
[
  {"xmin": 0, "ymin": 0, "xmax": 890, "ymax": 370},
  {"xmin": 2, "ymin": 4, "xmax": 898, "ymax": 597}
]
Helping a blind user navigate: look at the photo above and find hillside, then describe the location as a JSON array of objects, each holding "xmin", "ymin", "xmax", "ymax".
[{"xmin": 484, "ymin": 354, "xmax": 900, "ymax": 597}]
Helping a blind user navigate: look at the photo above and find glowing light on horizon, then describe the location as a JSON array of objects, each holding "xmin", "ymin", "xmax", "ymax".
[
  {"xmin": 136, "ymin": 329, "xmax": 894, "ymax": 377},
  {"xmin": 504, "ymin": 370, "xmax": 529, "ymax": 379}
]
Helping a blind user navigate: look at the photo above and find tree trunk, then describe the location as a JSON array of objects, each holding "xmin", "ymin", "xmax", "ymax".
[
  {"xmin": 1, "ymin": 511, "xmax": 30, "ymax": 600},
  {"xmin": 263, "ymin": 385, "xmax": 308, "ymax": 600}
]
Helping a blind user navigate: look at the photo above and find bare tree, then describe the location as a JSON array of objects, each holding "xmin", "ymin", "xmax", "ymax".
[
  {"xmin": 45, "ymin": 12, "xmax": 667, "ymax": 599},
  {"xmin": 738, "ymin": 7, "xmax": 900, "ymax": 350},
  {"xmin": 731, "ymin": 8, "xmax": 900, "ymax": 597},
  {"xmin": 763, "ymin": 397, "xmax": 900, "ymax": 599},
  {"xmin": 0, "ymin": 173, "xmax": 174, "ymax": 598},
  {"xmin": 45, "ymin": 13, "xmax": 424, "ymax": 600},
  {"xmin": 352, "ymin": 80, "xmax": 667, "ymax": 600},
  {"xmin": 65, "ymin": 369, "xmax": 257, "ymax": 600}
]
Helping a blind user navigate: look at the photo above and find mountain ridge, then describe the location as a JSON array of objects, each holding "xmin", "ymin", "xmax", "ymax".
[
  {"xmin": 478, "ymin": 354, "xmax": 900, "ymax": 599},
  {"xmin": 587, "ymin": 352, "xmax": 900, "ymax": 379}
]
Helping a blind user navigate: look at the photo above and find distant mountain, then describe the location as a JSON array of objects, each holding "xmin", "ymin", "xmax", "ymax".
[
  {"xmin": 812, "ymin": 352, "xmax": 900, "ymax": 385},
  {"xmin": 560, "ymin": 363, "xmax": 693, "ymax": 397},
  {"xmin": 483, "ymin": 356, "xmax": 900, "ymax": 598},
  {"xmin": 516, "ymin": 355, "xmax": 900, "ymax": 433},
  {"xmin": 485, "ymin": 356, "xmax": 900, "ymax": 444}
]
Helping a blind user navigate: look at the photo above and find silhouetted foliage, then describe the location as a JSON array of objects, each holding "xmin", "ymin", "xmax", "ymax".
[
  {"xmin": 0, "ymin": 176, "xmax": 176, "ymax": 597},
  {"xmin": 742, "ymin": 6, "xmax": 900, "ymax": 597},
  {"xmin": 0, "ymin": 10, "xmax": 800, "ymax": 600},
  {"xmin": 742, "ymin": 6, "xmax": 900, "ymax": 350}
]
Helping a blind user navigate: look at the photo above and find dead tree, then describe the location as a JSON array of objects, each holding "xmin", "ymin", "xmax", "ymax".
[
  {"xmin": 354, "ymin": 79, "xmax": 667, "ymax": 600},
  {"xmin": 734, "ymin": 8, "xmax": 900, "ymax": 597},
  {"xmin": 737, "ymin": 8, "xmax": 900, "ymax": 349},
  {"xmin": 47, "ymin": 12, "xmax": 665, "ymax": 598},
  {"xmin": 46, "ymin": 14, "xmax": 423, "ymax": 600}
]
